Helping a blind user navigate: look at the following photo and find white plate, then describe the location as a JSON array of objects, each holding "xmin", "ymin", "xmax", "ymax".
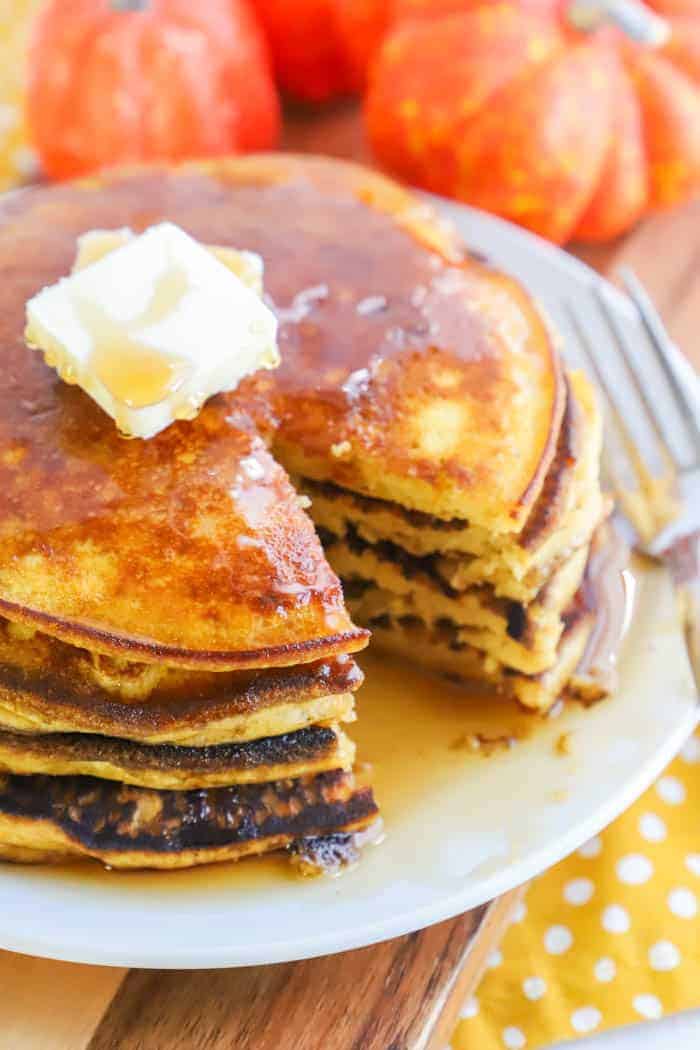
[{"xmin": 0, "ymin": 202, "xmax": 696, "ymax": 969}]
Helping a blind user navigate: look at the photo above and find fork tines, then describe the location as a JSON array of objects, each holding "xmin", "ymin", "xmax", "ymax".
[{"xmin": 563, "ymin": 276, "xmax": 696, "ymax": 543}]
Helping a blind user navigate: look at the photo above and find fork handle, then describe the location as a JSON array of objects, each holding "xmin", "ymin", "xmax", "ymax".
[{"xmin": 666, "ymin": 532, "xmax": 700, "ymax": 698}]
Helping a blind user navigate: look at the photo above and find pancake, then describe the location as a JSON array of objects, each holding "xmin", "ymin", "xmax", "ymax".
[
  {"xmin": 0, "ymin": 769, "xmax": 377, "ymax": 870},
  {"xmin": 0, "ymin": 156, "xmax": 564, "ymax": 570},
  {"xmin": 0, "ymin": 618, "xmax": 360, "ymax": 745},
  {"xmin": 299, "ymin": 371, "xmax": 604, "ymax": 602},
  {"xmin": 365, "ymin": 601, "xmax": 595, "ymax": 712},
  {"xmin": 0, "ymin": 154, "xmax": 616, "ymax": 869},
  {"xmin": 0, "ymin": 214, "xmax": 367, "ymax": 667},
  {"xmin": 0, "ymin": 724, "xmax": 354, "ymax": 790},
  {"xmin": 329, "ymin": 541, "xmax": 589, "ymax": 675}
]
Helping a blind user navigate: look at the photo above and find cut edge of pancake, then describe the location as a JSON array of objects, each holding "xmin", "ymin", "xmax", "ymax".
[
  {"xmin": 365, "ymin": 609, "xmax": 595, "ymax": 712},
  {"xmin": 0, "ymin": 598, "xmax": 370, "ymax": 670},
  {"xmin": 0, "ymin": 724, "xmax": 356, "ymax": 790},
  {"xmin": 298, "ymin": 371, "xmax": 602, "ymax": 594},
  {"xmin": 0, "ymin": 687, "xmax": 357, "ymax": 747}
]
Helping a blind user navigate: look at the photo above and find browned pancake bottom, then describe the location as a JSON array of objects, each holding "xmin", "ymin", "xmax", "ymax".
[{"xmin": 0, "ymin": 769, "xmax": 377, "ymax": 870}]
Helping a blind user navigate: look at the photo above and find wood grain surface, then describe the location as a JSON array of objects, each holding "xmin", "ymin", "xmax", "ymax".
[
  {"xmin": 1, "ymin": 103, "xmax": 697, "ymax": 1050},
  {"xmin": 88, "ymin": 892, "xmax": 523, "ymax": 1050}
]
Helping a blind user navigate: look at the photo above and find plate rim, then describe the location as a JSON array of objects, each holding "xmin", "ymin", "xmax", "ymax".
[{"xmin": 0, "ymin": 698, "xmax": 696, "ymax": 969}]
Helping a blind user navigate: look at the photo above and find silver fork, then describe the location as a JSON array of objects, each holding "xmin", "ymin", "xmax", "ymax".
[{"xmin": 564, "ymin": 271, "xmax": 700, "ymax": 695}]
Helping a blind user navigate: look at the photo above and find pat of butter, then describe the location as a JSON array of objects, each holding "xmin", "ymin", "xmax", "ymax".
[{"xmin": 25, "ymin": 222, "xmax": 279, "ymax": 439}]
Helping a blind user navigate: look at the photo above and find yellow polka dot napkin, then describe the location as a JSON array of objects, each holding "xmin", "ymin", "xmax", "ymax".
[
  {"xmin": 452, "ymin": 727, "xmax": 700, "ymax": 1050},
  {"xmin": 0, "ymin": 0, "xmax": 41, "ymax": 191}
]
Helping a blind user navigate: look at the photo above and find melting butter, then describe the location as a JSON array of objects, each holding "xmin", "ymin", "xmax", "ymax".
[
  {"xmin": 73, "ymin": 264, "xmax": 192, "ymax": 410},
  {"xmin": 25, "ymin": 223, "xmax": 278, "ymax": 439}
]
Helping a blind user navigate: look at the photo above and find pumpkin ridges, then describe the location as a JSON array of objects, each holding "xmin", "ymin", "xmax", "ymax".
[
  {"xmin": 630, "ymin": 48, "xmax": 700, "ymax": 205},
  {"xmin": 86, "ymin": 17, "xmax": 151, "ymax": 167},
  {"xmin": 139, "ymin": 21, "xmax": 218, "ymax": 160},
  {"xmin": 363, "ymin": 0, "xmax": 700, "ymax": 242},
  {"xmin": 136, "ymin": 3, "xmax": 279, "ymax": 157},
  {"xmin": 135, "ymin": 0, "xmax": 278, "ymax": 155},
  {"xmin": 661, "ymin": 15, "xmax": 700, "ymax": 82},
  {"xmin": 573, "ymin": 55, "xmax": 649, "ymax": 241},
  {"xmin": 26, "ymin": 0, "xmax": 280, "ymax": 178},
  {"xmin": 333, "ymin": 0, "xmax": 394, "ymax": 90},
  {"xmin": 27, "ymin": 5, "xmax": 112, "ymax": 178},
  {"xmin": 366, "ymin": 7, "xmax": 563, "ymax": 195},
  {"xmin": 452, "ymin": 41, "xmax": 615, "ymax": 244},
  {"xmin": 649, "ymin": 0, "xmax": 700, "ymax": 14},
  {"xmin": 216, "ymin": 6, "xmax": 282, "ymax": 151}
]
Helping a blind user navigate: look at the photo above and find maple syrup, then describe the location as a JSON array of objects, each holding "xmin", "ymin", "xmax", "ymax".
[{"xmin": 72, "ymin": 264, "xmax": 193, "ymax": 413}]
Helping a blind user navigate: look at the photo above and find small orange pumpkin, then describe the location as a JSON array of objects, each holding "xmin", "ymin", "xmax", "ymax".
[
  {"xmin": 27, "ymin": 0, "xmax": 281, "ymax": 181},
  {"xmin": 255, "ymin": 0, "xmax": 389, "ymax": 101},
  {"xmin": 365, "ymin": 0, "xmax": 700, "ymax": 243}
]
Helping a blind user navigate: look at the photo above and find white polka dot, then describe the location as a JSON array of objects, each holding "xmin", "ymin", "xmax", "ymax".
[
  {"xmin": 571, "ymin": 1006, "xmax": 602, "ymax": 1034},
  {"xmin": 680, "ymin": 735, "xmax": 700, "ymax": 764},
  {"xmin": 616, "ymin": 853, "xmax": 653, "ymax": 885},
  {"xmin": 655, "ymin": 775, "xmax": 686, "ymax": 805},
  {"xmin": 487, "ymin": 949, "xmax": 503, "ymax": 968},
  {"xmin": 510, "ymin": 900, "xmax": 527, "ymax": 923},
  {"xmin": 502, "ymin": 1026, "xmax": 526, "ymax": 1049},
  {"xmin": 602, "ymin": 904, "xmax": 630, "ymax": 934},
  {"xmin": 668, "ymin": 887, "xmax": 698, "ymax": 919},
  {"xmin": 638, "ymin": 812, "xmax": 667, "ymax": 842},
  {"xmin": 564, "ymin": 877, "xmax": 594, "ymax": 905},
  {"xmin": 523, "ymin": 976, "xmax": 546, "ymax": 1001},
  {"xmin": 685, "ymin": 853, "xmax": 700, "ymax": 877},
  {"xmin": 460, "ymin": 996, "xmax": 478, "ymax": 1019},
  {"xmin": 594, "ymin": 957, "xmax": 616, "ymax": 982},
  {"xmin": 633, "ymin": 994, "xmax": 663, "ymax": 1020},
  {"xmin": 578, "ymin": 835, "xmax": 602, "ymax": 858},
  {"xmin": 649, "ymin": 940, "xmax": 681, "ymax": 972},
  {"xmin": 544, "ymin": 924, "xmax": 573, "ymax": 954}
]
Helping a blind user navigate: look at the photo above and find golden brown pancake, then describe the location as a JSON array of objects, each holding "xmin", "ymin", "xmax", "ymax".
[
  {"xmin": 0, "ymin": 619, "xmax": 360, "ymax": 745},
  {"xmin": 0, "ymin": 769, "xmax": 377, "ymax": 870},
  {"xmin": 0, "ymin": 158, "xmax": 564, "ymax": 665},
  {"xmin": 366, "ymin": 607, "xmax": 594, "ymax": 712},
  {"xmin": 0, "ymin": 155, "xmax": 614, "ymax": 869},
  {"xmin": 0, "ymin": 400, "xmax": 365, "ymax": 667},
  {"xmin": 0, "ymin": 171, "xmax": 372, "ymax": 665},
  {"xmin": 299, "ymin": 371, "xmax": 604, "ymax": 602},
  {"xmin": 338, "ymin": 545, "xmax": 589, "ymax": 676},
  {"xmin": 0, "ymin": 724, "xmax": 354, "ymax": 790}
]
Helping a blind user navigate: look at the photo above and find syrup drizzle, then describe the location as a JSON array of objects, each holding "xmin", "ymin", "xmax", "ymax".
[{"xmin": 72, "ymin": 263, "xmax": 193, "ymax": 411}]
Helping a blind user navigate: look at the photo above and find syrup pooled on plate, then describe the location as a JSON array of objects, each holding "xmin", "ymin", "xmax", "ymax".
[{"xmin": 38, "ymin": 652, "xmax": 547, "ymax": 893}]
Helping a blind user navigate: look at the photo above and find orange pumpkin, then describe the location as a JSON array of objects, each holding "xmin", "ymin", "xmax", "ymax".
[
  {"xmin": 254, "ymin": 0, "xmax": 389, "ymax": 101},
  {"xmin": 27, "ymin": 0, "xmax": 281, "ymax": 180},
  {"xmin": 365, "ymin": 0, "xmax": 700, "ymax": 243}
]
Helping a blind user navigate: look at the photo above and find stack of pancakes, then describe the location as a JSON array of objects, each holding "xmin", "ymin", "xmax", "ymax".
[
  {"xmin": 0, "ymin": 154, "xmax": 611, "ymax": 869},
  {"xmin": 305, "ymin": 367, "xmax": 605, "ymax": 711},
  {"xmin": 0, "ymin": 327, "xmax": 376, "ymax": 868}
]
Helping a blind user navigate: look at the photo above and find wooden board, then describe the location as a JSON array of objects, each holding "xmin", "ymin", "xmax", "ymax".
[
  {"xmin": 0, "ymin": 891, "xmax": 522, "ymax": 1050},
  {"xmin": 1, "ymin": 104, "xmax": 697, "ymax": 1050}
]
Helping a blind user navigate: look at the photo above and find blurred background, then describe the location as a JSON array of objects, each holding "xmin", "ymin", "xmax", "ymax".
[{"xmin": 4, "ymin": 0, "xmax": 700, "ymax": 248}]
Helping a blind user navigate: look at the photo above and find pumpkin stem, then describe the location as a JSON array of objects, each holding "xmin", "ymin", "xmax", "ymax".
[
  {"xmin": 567, "ymin": 0, "xmax": 670, "ymax": 46},
  {"xmin": 111, "ymin": 0, "xmax": 149, "ymax": 10}
]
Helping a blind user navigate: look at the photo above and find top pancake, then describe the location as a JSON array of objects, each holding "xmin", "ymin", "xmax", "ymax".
[{"xmin": 0, "ymin": 154, "xmax": 563, "ymax": 659}]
